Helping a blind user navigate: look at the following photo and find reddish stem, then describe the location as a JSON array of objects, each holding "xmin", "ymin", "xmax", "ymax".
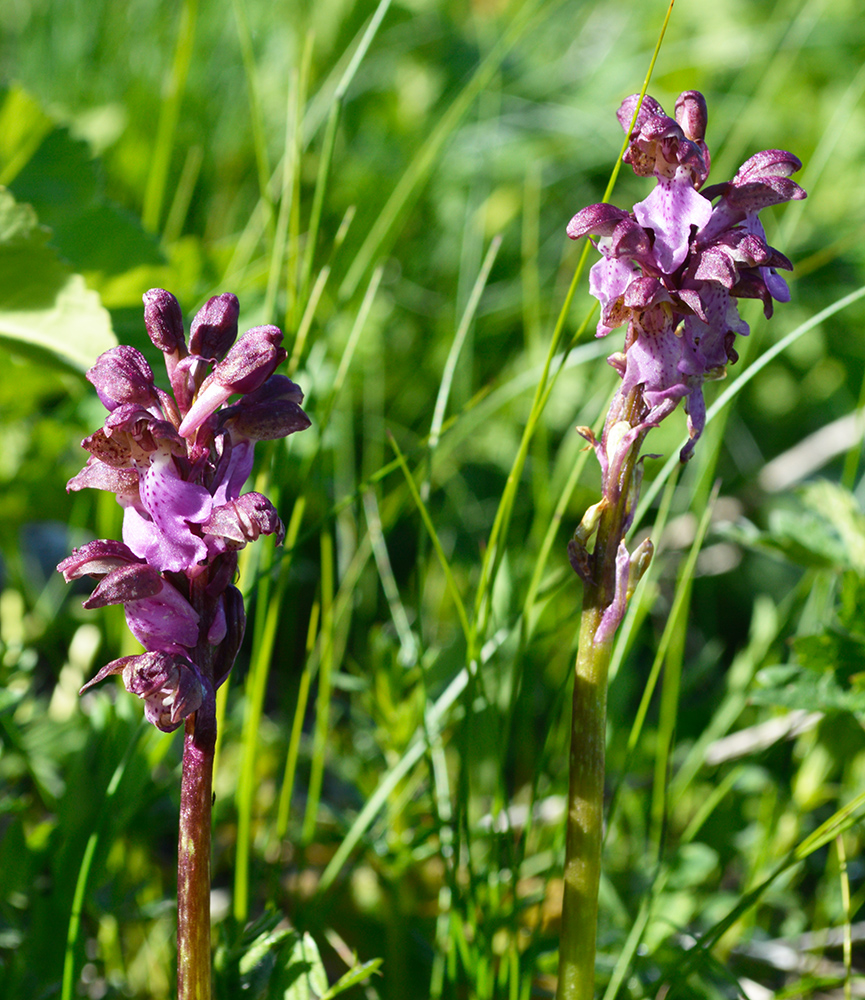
[{"xmin": 177, "ymin": 581, "xmax": 219, "ymax": 1000}]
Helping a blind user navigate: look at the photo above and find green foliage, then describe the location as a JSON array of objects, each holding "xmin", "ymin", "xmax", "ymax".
[
  {"xmin": 0, "ymin": 187, "xmax": 115, "ymax": 370},
  {"xmin": 2, "ymin": 0, "xmax": 865, "ymax": 997}
]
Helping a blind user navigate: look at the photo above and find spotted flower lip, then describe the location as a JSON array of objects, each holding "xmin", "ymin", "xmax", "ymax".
[
  {"xmin": 567, "ymin": 90, "xmax": 804, "ymax": 462},
  {"xmin": 60, "ymin": 289, "xmax": 311, "ymax": 730}
]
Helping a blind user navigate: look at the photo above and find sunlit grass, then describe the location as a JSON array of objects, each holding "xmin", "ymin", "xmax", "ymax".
[{"xmin": 2, "ymin": 0, "xmax": 865, "ymax": 997}]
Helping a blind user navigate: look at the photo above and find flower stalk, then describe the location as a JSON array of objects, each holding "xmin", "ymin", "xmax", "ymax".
[
  {"xmin": 177, "ymin": 579, "xmax": 218, "ymax": 1000},
  {"xmin": 558, "ymin": 92, "xmax": 804, "ymax": 996},
  {"xmin": 177, "ymin": 701, "xmax": 216, "ymax": 1000}
]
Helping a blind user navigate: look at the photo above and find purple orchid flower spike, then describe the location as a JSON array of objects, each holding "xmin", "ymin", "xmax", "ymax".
[
  {"xmin": 57, "ymin": 290, "xmax": 310, "ymax": 998},
  {"xmin": 566, "ymin": 88, "xmax": 804, "ymax": 621},
  {"xmin": 558, "ymin": 96, "xmax": 805, "ymax": 997},
  {"xmin": 568, "ymin": 89, "xmax": 804, "ymax": 471},
  {"xmin": 58, "ymin": 290, "xmax": 310, "ymax": 728}
]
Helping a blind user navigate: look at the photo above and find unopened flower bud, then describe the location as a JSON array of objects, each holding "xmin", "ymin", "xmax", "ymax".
[
  {"xmin": 87, "ymin": 346, "xmax": 159, "ymax": 411},
  {"xmin": 675, "ymin": 91, "xmax": 707, "ymax": 143},
  {"xmin": 220, "ymin": 375, "xmax": 311, "ymax": 441},
  {"xmin": 178, "ymin": 326, "xmax": 287, "ymax": 438},
  {"xmin": 574, "ymin": 498, "xmax": 608, "ymax": 547},
  {"xmin": 626, "ymin": 538, "xmax": 654, "ymax": 600},
  {"xmin": 143, "ymin": 289, "xmax": 187, "ymax": 356},
  {"xmin": 189, "ymin": 294, "xmax": 240, "ymax": 361}
]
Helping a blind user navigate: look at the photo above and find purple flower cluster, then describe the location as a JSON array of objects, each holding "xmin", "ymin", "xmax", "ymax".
[
  {"xmin": 568, "ymin": 91, "xmax": 805, "ymax": 462},
  {"xmin": 58, "ymin": 290, "xmax": 310, "ymax": 731}
]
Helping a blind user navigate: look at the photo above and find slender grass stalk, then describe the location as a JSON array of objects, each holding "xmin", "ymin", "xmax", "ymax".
[
  {"xmin": 163, "ymin": 144, "xmax": 203, "ymax": 246},
  {"xmin": 338, "ymin": 0, "xmax": 549, "ymax": 300},
  {"xmin": 649, "ymin": 486, "xmax": 719, "ymax": 856},
  {"xmin": 233, "ymin": 495, "xmax": 307, "ymax": 922},
  {"xmin": 274, "ymin": 600, "xmax": 320, "ymax": 842},
  {"xmin": 143, "ymin": 0, "xmax": 199, "ymax": 234},
  {"xmin": 263, "ymin": 69, "xmax": 301, "ymax": 326},
  {"xmin": 230, "ymin": 0, "xmax": 274, "ymax": 240},
  {"xmin": 62, "ymin": 724, "xmax": 145, "ymax": 1000},
  {"xmin": 838, "ymin": 834, "xmax": 853, "ymax": 1000},
  {"xmin": 666, "ymin": 786, "xmax": 865, "ymax": 998},
  {"xmin": 301, "ymin": 529, "xmax": 335, "ymax": 843}
]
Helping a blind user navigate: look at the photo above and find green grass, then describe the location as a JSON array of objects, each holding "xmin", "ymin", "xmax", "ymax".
[{"xmin": 2, "ymin": 0, "xmax": 865, "ymax": 997}]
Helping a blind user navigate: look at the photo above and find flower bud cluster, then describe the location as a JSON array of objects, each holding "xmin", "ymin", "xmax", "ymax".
[
  {"xmin": 58, "ymin": 290, "xmax": 310, "ymax": 731},
  {"xmin": 568, "ymin": 91, "xmax": 805, "ymax": 462}
]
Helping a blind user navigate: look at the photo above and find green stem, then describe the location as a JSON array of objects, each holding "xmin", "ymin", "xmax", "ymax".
[
  {"xmin": 558, "ymin": 390, "xmax": 646, "ymax": 1000},
  {"xmin": 558, "ymin": 603, "xmax": 612, "ymax": 1000}
]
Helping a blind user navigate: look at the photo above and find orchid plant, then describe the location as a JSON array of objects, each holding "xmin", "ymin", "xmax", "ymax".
[
  {"xmin": 558, "ymin": 91, "xmax": 805, "ymax": 999},
  {"xmin": 57, "ymin": 290, "xmax": 310, "ymax": 1000}
]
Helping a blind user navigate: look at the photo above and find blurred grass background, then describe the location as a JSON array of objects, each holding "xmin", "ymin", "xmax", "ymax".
[{"xmin": 2, "ymin": 0, "xmax": 865, "ymax": 997}]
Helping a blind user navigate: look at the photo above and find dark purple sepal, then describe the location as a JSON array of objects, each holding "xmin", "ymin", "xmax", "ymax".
[
  {"xmin": 201, "ymin": 492, "xmax": 285, "ymax": 547},
  {"xmin": 66, "ymin": 459, "xmax": 140, "ymax": 506},
  {"xmin": 212, "ymin": 585, "xmax": 246, "ymax": 689},
  {"xmin": 730, "ymin": 271, "xmax": 777, "ymax": 317},
  {"xmin": 567, "ymin": 203, "xmax": 632, "ymax": 241},
  {"xmin": 82, "ymin": 562, "xmax": 163, "ymax": 608},
  {"xmin": 57, "ymin": 539, "xmax": 144, "ymax": 582},
  {"xmin": 220, "ymin": 375, "xmax": 311, "ymax": 441}
]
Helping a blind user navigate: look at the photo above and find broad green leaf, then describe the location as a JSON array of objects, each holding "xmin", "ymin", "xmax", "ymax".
[
  {"xmin": 9, "ymin": 127, "xmax": 162, "ymax": 277},
  {"xmin": 0, "ymin": 85, "xmax": 53, "ymax": 187},
  {"xmin": 0, "ymin": 188, "xmax": 115, "ymax": 370}
]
